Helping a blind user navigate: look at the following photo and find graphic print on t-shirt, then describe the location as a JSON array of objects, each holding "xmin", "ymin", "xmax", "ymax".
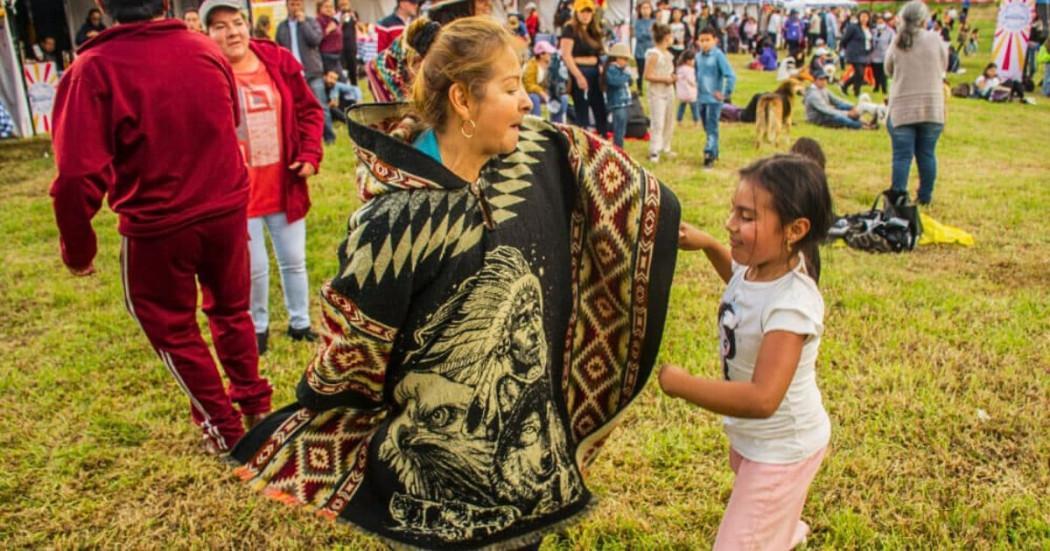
[
  {"xmin": 237, "ymin": 80, "xmax": 281, "ymax": 168},
  {"xmin": 718, "ymin": 301, "xmax": 737, "ymax": 380}
]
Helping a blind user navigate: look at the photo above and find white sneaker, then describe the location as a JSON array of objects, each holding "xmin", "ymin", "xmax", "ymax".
[
  {"xmin": 1023, "ymin": 97, "xmax": 1036, "ymax": 105},
  {"xmin": 648, "ymin": 154, "xmax": 660, "ymax": 163}
]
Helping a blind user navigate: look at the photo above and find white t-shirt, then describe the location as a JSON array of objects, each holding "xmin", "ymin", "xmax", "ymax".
[{"xmin": 719, "ymin": 260, "xmax": 831, "ymax": 464}]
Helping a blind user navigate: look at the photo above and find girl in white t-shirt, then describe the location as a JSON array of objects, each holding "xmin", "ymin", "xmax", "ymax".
[{"xmin": 660, "ymin": 154, "xmax": 835, "ymax": 550}]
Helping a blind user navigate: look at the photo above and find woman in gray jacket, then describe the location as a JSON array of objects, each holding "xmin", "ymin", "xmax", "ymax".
[
  {"xmin": 884, "ymin": 1, "xmax": 948, "ymax": 206},
  {"xmin": 870, "ymin": 13, "xmax": 896, "ymax": 94}
]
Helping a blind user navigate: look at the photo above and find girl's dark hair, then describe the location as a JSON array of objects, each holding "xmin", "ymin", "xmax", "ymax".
[
  {"xmin": 675, "ymin": 48, "xmax": 695, "ymax": 66},
  {"xmin": 738, "ymin": 155, "xmax": 834, "ymax": 283},
  {"xmin": 652, "ymin": 22, "xmax": 672, "ymax": 43},
  {"xmin": 790, "ymin": 137, "xmax": 826, "ymax": 170},
  {"xmin": 983, "ymin": 62, "xmax": 997, "ymax": 76},
  {"xmin": 569, "ymin": 10, "xmax": 604, "ymax": 51},
  {"xmin": 101, "ymin": 0, "xmax": 165, "ymax": 23},
  {"xmin": 636, "ymin": 0, "xmax": 652, "ymax": 18}
]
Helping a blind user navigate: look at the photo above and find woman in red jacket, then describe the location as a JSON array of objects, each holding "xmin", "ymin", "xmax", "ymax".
[{"xmin": 203, "ymin": 0, "xmax": 324, "ymax": 354}]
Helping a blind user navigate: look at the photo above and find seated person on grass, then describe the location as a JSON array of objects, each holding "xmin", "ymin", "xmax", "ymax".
[
  {"xmin": 324, "ymin": 69, "xmax": 362, "ymax": 124},
  {"xmin": 804, "ymin": 70, "xmax": 873, "ymax": 129}
]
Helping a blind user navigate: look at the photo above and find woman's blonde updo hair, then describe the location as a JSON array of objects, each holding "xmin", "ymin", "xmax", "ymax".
[{"xmin": 411, "ymin": 17, "xmax": 519, "ymax": 131}]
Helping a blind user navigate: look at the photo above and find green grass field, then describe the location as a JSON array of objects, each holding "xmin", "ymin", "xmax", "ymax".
[{"xmin": 2, "ymin": 5, "xmax": 1047, "ymax": 549}]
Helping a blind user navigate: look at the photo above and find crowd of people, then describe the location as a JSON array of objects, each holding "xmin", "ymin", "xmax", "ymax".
[{"xmin": 26, "ymin": 0, "xmax": 1049, "ymax": 549}]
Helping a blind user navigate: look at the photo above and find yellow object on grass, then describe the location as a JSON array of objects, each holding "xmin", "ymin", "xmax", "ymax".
[{"xmin": 919, "ymin": 213, "xmax": 975, "ymax": 247}]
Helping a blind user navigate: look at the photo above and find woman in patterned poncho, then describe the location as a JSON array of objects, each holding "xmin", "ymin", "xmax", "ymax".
[{"xmin": 232, "ymin": 17, "xmax": 681, "ymax": 549}]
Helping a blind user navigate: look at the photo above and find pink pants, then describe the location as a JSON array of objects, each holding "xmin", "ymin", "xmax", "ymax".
[{"xmin": 713, "ymin": 446, "xmax": 828, "ymax": 551}]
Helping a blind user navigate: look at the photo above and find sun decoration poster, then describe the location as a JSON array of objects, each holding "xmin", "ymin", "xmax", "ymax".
[
  {"xmin": 23, "ymin": 62, "xmax": 59, "ymax": 134},
  {"xmin": 993, "ymin": 0, "xmax": 1035, "ymax": 82}
]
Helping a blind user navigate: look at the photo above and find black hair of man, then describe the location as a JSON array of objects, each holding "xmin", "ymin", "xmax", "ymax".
[{"xmin": 101, "ymin": 0, "xmax": 166, "ymax": 24}]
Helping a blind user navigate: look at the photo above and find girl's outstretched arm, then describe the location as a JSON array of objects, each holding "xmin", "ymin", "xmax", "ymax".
[
  {"xmin": 659, "ymin": 330, "xmax": 804, "ymax": 418},
  {"xmin": 679, "ymin": 222, "xmax": 733, "ymax": 283}
]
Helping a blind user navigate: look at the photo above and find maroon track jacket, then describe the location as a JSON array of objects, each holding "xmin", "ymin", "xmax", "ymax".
[{"xmin": 50, "ymin": 19, "xmax": 249, "ymax": 270}]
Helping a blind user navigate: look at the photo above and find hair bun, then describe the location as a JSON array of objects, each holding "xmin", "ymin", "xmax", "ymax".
[{"xmin": 405, "ymin": 18, "xmax": 442, "ymax": 58}]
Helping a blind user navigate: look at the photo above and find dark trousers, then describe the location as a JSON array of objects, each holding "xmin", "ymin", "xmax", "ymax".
[
  {"xmin": 635, "ymin": 56, "xmax": 647, "ymax": 95},
  {"xmin": 121, "ymin": 210, "xmax": 272, "ymax": 451},
  {"xmin": 570, "ymin": 65, "xmax": 608, "ymax": 136},
  {"xmin": 871, "ymin": 62, "xmax": 887, "ymax": 94},
  {"xmin": 845, "ymin": 62, "xmax": 867, "ymax": 96}
]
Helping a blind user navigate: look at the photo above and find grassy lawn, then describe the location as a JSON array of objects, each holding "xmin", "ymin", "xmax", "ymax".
[{"xmin": 1, "ymin": 5, "xmax": 1047, "ymax": 549}]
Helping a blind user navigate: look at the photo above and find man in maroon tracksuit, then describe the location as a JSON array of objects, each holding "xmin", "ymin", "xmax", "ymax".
[{"xmin": 50, "ymin": 0, "xmax": 271, "ymax": 455}]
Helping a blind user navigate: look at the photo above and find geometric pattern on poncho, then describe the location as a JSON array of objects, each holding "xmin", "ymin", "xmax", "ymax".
[
  {"xmin": 556, "ymin": 124, "xmax": 661, "ymax": 466},
  {"xmin": 305, "ymin": 283, "xmax": 395, "ymax": 399},
  {"xmin": 340, "ymin": 125, "xmax": 546, "ymax": 289},
  {"xmin": 235, "ymin": 407, "xmax": 386, "ymax": 517}
]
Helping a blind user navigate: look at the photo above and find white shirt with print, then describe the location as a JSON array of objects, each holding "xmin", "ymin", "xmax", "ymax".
[{"xmin": 719, "ymin": 260, "xmax": 831, "ymax": 464}]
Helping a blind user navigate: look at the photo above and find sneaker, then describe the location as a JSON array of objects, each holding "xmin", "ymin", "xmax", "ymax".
[
  {"xmin": 287, "ymin": 326, "xmax": 319, "ymax": 342},
  {"xmin": 1023, "ymin": 97, "xmax": 1036, "ymax": 105},
  {"xmin": 256, "ymin": 330, "xmax": 268, "ymax": 356},
  {"xmin": 648, "ymin": 154, "xmax": 660, "ymax": 163},
  {"xmin": 703, "ymin": 154, "xmax": 714, "ymax": 168}
]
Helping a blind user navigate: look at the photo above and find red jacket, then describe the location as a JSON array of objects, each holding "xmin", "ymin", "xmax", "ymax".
[
  {"xmin": 50, "ymin": 19, "xmax": 248, "ymax": 270},
  {"xmin": 248, "ymin": 39, "xmax": 323, "ymax": 224}
]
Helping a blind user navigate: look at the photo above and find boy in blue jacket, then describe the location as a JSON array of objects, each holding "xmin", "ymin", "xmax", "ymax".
[
  {"xmin": 605, "ymin": 42, "xmax": 635, "ymax": 147},
  {"xmin": 695, "ymin": 26, "xmax": 736, "ymax": 167}
]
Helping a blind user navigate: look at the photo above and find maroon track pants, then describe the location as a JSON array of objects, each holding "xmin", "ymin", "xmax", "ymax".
[{"xmin": 120, "ymin": 210, "xmax": 272, "ymax": 452}]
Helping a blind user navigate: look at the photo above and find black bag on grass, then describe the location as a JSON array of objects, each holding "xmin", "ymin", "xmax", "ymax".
[
  {"xmin": 829, "ymin": 190, "xmax": 922, "ymax": 253},
  {"xmin": 626, "ymin": 93, "xmax": 650, "ymax": 139}
]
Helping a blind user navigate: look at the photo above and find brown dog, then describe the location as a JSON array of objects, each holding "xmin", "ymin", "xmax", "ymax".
[{"xmin": 755, "ymin": 78, "xmax": 806, "ymax": 148}]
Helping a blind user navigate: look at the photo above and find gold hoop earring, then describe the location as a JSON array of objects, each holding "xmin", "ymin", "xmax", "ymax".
[{"xmin": 460, "ymin": 119, "xmax": 477, "ymax": 139}]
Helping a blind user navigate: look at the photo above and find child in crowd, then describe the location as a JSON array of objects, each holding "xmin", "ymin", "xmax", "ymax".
[
  {"xmin": 676, "ymin": 49, "xmax": 699, "ymax": 125},
  {"xmin": 605, "ymin": 42, "xmax": 635, "ymax": 147},
  {"xmin": 695, "ymin": 26, "xmax": 736, "ymax": 168},
  {"xmin": 661, "ymin": 153, "xmax": 835, "ymax": 550},
  {"xmin": 974, "ymin": 62, "xmax": 1034, "ymax": 103},
  {"xmin": 645, "ymin": 22, "xmax": 677, "ymax": 162},
  {"xmin": 965, "ymin": 28, "xmax": 979, "ymax": 56},
  {"xmin": 525, "ymin": 41, "xmax": 557, "ymax": 116}
]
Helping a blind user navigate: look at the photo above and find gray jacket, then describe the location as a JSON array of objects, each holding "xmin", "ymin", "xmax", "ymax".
[
  {"xmin": 870, "ymin": 25, "xmax": 896, "ymax": 63},
  {"xmin": 804, "ymin": 85, "xmax": 853, "ymax": 124},
  {"xmin": 276, "ymin": 17, "xmax": 324, "ymax": 78}
]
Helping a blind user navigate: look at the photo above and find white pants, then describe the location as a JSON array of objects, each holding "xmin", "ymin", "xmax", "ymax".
[
  {"xmin": 248, "ymin": 213, "xmax": 310, "ymax": 333},
  {"xmin": 648, "ymin": 90, "xmax": 676, "ymax": 157}
]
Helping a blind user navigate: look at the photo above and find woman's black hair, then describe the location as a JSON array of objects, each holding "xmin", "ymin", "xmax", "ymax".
[
  {"xmin": 101, "ymin": 0, "xmax": 165, "ymax": 23},
  {"xmin": 636, "ymin": 0, "xmax": 652, "ymax": 19},
  {"xmin": 738, "ymin": 154, "xmax": 834, "ymax": 283},
  {"xmin": 86, "ymin": 8, "xmax": 103, "ymax": 20}
]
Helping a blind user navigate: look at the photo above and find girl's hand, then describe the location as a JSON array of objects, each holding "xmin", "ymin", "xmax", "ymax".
[
  {"xmin": 575, "ymin": 74, "xmax": 588, "ymax": 91},
  {"xmin": 658, "ymin": 363, "xmax": 687, "ymax": 397},
  {"xmin": 678, "ymin": 222, "xmax": 715, "ymax": 251}
]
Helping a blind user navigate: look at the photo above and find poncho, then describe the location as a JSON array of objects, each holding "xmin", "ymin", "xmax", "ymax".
[{"xmin": 232, "ymin": 103, "xmax": 681, "ymax": 549}]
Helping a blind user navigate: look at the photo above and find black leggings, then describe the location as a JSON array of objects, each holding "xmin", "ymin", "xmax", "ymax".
[
  {"xmin": 571, "ymin": 65, "xmax": 608, "ymax": 136},
  {"xmin": 635, "ymin": 56, "xmax": 646, "ymax": 95},
  {"xmin": 846, "ymin": 62, "xmax": 868, "ymax": 96},
  {"xmin": 871, "ymin": 62, "xmax": 887, "ymax": 94}
]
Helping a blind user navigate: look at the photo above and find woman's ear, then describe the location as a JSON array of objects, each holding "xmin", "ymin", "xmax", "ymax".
[
  {"xmin": 448, "ymin": 82, "xmax": 473, "ymax": 123},
  {"xmin": 786, "ymin": 217, "xmax": 811, "ymax": 248}
]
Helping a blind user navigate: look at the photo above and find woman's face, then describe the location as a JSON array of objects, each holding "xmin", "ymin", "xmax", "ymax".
[
  {"xmin": 90, "ymin": 11, "xmax": 102, "ymax": 25},
  {"xmin": 474, "ymin": 0, "xmax": 494, "ymax": 16},
  {"xmin": 184, "ymin": 11, "xmax": 202, "ymax": 32},
  {"xmin": 576, "ymin": 9, "xmax": 593, "ymax": 26},
  {"xmin": 320, "ymin": 1, "xmax": 335, "ymax": 16},
  {"xmin": 640, "ymin": 2, "xmax": 652, "ymax": 17},
  {"xmin": 859, "ymin": 12, "xmax": 870, "ymax": 25},
  {"xmin": 467, "ymin": 46, "xmax": 532, "ymax": 157},
  {"xmin": 207, "ymin": 9, "xmax": 251, "ymax": 63}
]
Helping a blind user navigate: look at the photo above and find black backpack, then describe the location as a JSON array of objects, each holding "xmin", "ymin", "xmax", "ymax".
[
  {"xmin": 829, "ymin": 190, "xmax": 923, "ymax": 253},
  {"xmin": 626, "ymin": 93, "xmax": 650, "ymax": 139}
]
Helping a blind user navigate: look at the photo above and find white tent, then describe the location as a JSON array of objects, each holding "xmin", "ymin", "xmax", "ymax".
[{"xmin": 1, "ymin": 7, "xmax": 32, "ymax": 137}]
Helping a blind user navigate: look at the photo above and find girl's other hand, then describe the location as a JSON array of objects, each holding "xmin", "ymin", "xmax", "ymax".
[
  {"xmin": 658, "ymin": 363, "xmax": 687, "ymax": 397},
  {"xmin": 678, "ymin": 222, "xmax": 713, "ymax": 251}
]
